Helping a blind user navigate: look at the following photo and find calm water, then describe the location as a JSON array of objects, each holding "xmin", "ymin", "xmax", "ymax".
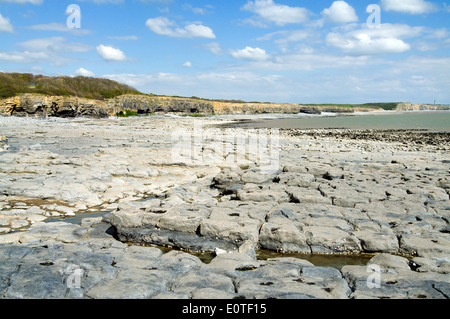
[{"xmin": 238, "ymin": 111, "xmax": 450, "ymax": 131}]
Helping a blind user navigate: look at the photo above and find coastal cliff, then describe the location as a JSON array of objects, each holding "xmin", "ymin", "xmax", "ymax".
[
  {"xmin": 0, "ymin": 93, "xmax": 383, "ymax": 118},
  {"xmin": 1, "ymin": 73, "xmax": 447, "ymax": 118},
  {"xmin": 396, "ymin": 102, "xmax": 450, "ymax": 111},
  {"xmin": 0, "ymin": 94, "xmax": 109, "ymax": 118}
]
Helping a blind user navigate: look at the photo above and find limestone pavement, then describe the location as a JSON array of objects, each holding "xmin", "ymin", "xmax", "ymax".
[{"xmin": 0, "ymin": 115, "xmax": 449, "ymax": 299}]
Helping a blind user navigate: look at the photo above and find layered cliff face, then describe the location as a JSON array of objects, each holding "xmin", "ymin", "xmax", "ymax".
[
  {"xmin": 108, "ymin": 95, "xmax": 368, "ymax": 115},
  {"xmin": 0, "ymin": 94, "xmax": 109, "ymax": 118},
  {"xmin": 396, "ymin": 103, "xmax": 450, "ymax": 111},
  {"xmin": 0, "ymin": 93, "xmax": 383, "ymax": 118},
  {"xmin": 106, "ymin": 94, "xmax": 215, "ymax": 115}
]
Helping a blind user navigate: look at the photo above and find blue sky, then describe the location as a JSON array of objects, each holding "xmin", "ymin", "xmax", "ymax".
[{"xmin": 0, "ymin": 0, "xmax": 449, "ymax": 104}]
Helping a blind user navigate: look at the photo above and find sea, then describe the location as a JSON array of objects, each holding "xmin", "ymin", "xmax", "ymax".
[{"xmin": 230, "ymin": 110, "xmax": 450, "ymax": 131}]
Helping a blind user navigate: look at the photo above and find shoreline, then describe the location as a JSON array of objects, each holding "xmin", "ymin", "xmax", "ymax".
[
  {"xmin": 0, "ymin": 116, "xmax": 449, "ymax": 299},
  {"xmin": 217, "ymin": 110, "xmax": 450, "ymax": 131}
]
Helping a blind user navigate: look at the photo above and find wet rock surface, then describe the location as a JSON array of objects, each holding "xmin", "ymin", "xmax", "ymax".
[
  {"xmin": 285, "ymin": 129, "xmax": 450, "ymax": 149},
  {"xmin": 0, "ymin": 115, "xmax": 449, "ymax": 299}
]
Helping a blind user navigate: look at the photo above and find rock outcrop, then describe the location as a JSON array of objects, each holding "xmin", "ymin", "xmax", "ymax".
[
  {"xmin": 1, "ymin": 93, "xmax": 383, "ymax": 118},
  {"xmin": 396, "ymin": 103, "xmax": 450, "ymax": 111},
  {"xmin": 106, "ymin": 94, "xmax": 215, "ymax": 115},
  {"xmin": 0, "ymin": 94, "xmax": 109, "ymax": 118}
]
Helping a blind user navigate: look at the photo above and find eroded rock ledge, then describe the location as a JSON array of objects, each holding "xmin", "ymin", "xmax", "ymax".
[
  {"xmin": 0, "ymin": 93, "xmax": 381, "ymax": 118},
  {"xmin": 109, "ymin": 163, "xmax": 450, "ymax": 258}
]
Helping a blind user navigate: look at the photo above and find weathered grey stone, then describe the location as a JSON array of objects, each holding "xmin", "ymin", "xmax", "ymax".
[
  {"xmin": 276, "ymin": 172, "xmax": 315, "ymax": 187},
  {"xmin": 367, "ymin": 254, "xmax": 410, "ymax": 272},
  {"xmin": 149, "ymin": 250, "xmax": 203, "ymax": 275},
  {"xmin": 199, "ymin": 217, "xmax": 260, "ymax": 244},
  {"xmin": 158, "ymin": 209, "xmax": 207, "ymax": 234},
  {"xmin": 301, "ymin": 215, "xmax": 354, "ymax": 232},
  {"xmin": 399, "ymin": 233, "xmax": 450, "ymax": 257},
  {"xmin": 300, "ymin": 266, "xmax": 351, "ymax": 299},
  {"xmin": 240, "ymin": 170, "xmax": 275, "ymax": 184},
  {"xmin": 236, "ymin": 187, "xmax": 290, "ymax": 203},
  {"xmin": 304, "ymin": 226, "xmax": 361, "ymax": 253},
  {"xmin": 1, "ymin": 115, "xmax": 449, "ymax": 299},
  {"xmin": 173, "ymin": 270, "xmax": 235, "ymax": 295},
  {"xmin": 206, "ymin": 251, "xmax": 259, "ymax": 275},
  {"xmin": 286, "ymin": 187, "xmax": 332, "ymax": 205},
  {"xmin": 354, "ymin": 230, "xmax": 399, "ymax": 253},
  {"xmin": 18, "ymin": 222, "xmax": 80, "ymax": 244},
  {"xmin": 411, "ymin": 257, "xmax": 450, "ymax": 274},
  {"xmin": 5, "ymin": 263, "xmax": 68, "ymax": 299},
  {"xmin": 86, "ymin": 272, "xmax": 167, "ymax": 299},
  {"xmin": 191, "ymin": 287, "xmax": 236, "ymax": 299},
  {"xmin": 259, "ymin": 222, "xmax": 310, "ymax": 253}
]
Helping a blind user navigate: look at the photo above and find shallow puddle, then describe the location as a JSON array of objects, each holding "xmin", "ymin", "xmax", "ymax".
[
  {"xmin": 256, "ymin": 249, "xmax": 375, "ymax": 270},
  {"xmin": 45, "ymin": 210, "xmax": 111, "ymax": 225},
  {"xmin": 126, "ymin": 242, "xmax": 374, "ymax": 269},
  {"xmin": 4, "ymin": 197, "xmax": 72, "ymax": 208}
]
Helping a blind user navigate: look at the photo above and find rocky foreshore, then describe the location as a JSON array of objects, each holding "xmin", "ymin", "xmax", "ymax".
[{"xmin": 0, "ymin": 116, "xmax": 449, "ymax": 299}]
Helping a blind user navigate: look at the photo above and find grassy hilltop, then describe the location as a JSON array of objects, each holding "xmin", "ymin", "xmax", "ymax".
[{"xmin": 0, "ymin": 72, "xmax": 139, "ymax": 100}]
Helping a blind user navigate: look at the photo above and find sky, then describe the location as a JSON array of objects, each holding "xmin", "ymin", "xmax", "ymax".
[{"xmin": 0, "ymin": 0, "xmax": 449, "ymax": 104}]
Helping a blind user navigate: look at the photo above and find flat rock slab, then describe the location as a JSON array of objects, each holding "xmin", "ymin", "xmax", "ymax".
[{"xmin": 1, "ymin": 116, "xmax": 449, "ymax": 299}]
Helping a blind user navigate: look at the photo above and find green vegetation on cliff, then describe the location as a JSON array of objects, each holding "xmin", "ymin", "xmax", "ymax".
[{"xmin": 0, "ymin": 72, "xmax": 139, "ymax": 100}]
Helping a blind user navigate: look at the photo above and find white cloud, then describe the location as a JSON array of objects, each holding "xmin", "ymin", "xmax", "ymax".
[
  {"xmin": 0, "ymin": 51, "xmax": 50, "ymax": 63},
  {"xmin": 230, "ymin": 46, "xmax": 270, "ymax": 61},
  {"xmin": 0, "ymin": 37, "xmax": 89, "ymax": 65},
  {"xmin": 0, "ymin": 13, "xmax": 13, "ymax": 33},
  {"xmin": 75, "ymin": 67, "xmax": 95, "ymax": 77},
  {"xmin": 108, "ymin": 35, "xmax": 139, "ymax": 40},
  {"xmin": 202, "ymin": 42, "xmax": 222, "ymax": 55},
  {"xmin": 381, "ymin": 0, "xmax": 437, "ymax": 14},
  {"xmin": 0, "ymin": 0, "xmax": 42, "ymax": 4},
  {"xmin": 145, "ymin": 16, "xmax": 215, "ymax": 39},
  {"xmin": 19, "ymin": 37, "xmax": 91, "ymax": 53},
  {"xmin": 77, "ymin": 0, "xmax": 124, "ymax": 3},
  {"xmin": 257, "ymin": 29, "xmax": 316, "ymax": 52},
  {"xmin": 325, "ymin": 24, "xmax": 425, "ymax": 55},
  {"xmin": 103, "ymin": 71, "xmax": 284, "ymax": 102},
  {"xmin": 322, "ymin": 1, "xmax": 358, "ymax": 24},
  {"xmin": 101, "ymin": 53, "xmax": 450, "ymax": 104},
  {"xmin": 232, "ymin": 52, "xmax": 374, "ymax": 72},
  {"xmin": 326, "ymin": 32, "xmax": 410, "ymax": 55},
  {"xmin": 28, "ymin": 22, "xmax": 92, "ymax": 35},
  {"xmin": 258, "ymin": 29, "xmax": 310, "ymax": 42},
  {"xmin": 183, "ymin": 3, "xmax": 213, "ymax": 15},
  {"xmin": 242, "ymin": 0, "xmax": 309, "ymax": 26},
  {"xmin": 0, "ymin": 37, "xmax": 90, "ymax": 65},
  {"xmin": 96, "ymin": 44, "xmax": 127, "ymax": 61},
  {"xmin": 184, "ymin": 24, "xmax": 216, "ymax": 39},
  {"xmin": 182, "ymin": 61, "xmax": 192, "ymax": 68}
]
